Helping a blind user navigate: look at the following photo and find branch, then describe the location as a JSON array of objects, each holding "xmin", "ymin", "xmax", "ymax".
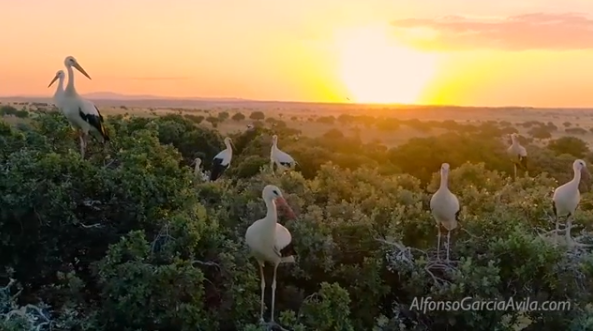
[
  {"xmin": 191, "ymin": 259, "xmax": 221, "ymax": 271},
  {"xmin": 0, "ymin": 278, "xmax": 15, "ymax": 291},
  {"xmin": 80, "ymin": 222, "xmax": 103, "ymax": 229},
  {"xmin": 374, "ymin": 237, "xmax": 428, "ymax": 257}
]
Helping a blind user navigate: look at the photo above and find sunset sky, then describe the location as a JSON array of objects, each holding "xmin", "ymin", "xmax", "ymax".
[{"xmin": 2, "ymin": 0, "xmax": 593, "ymax": 107}]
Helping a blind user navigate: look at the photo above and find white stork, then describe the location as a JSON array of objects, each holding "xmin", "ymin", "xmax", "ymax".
[
  {"xmin": 191, "ymin": 157, "xmax": 210, "ymax": 182},
  {"xmin": 245, "ymin": 185, "xmax": 297, "ymax": 326},
  {"xmin": 270, "ymin": 135, "xmax": 297, "ymax": 172},
  {"xmin": 209, "ymin": 137, "xmax": 233, "ymax": 181},
  {"xmin": 507, "ymin": 133, "xmax": 527, "ymax": 178},
  {"xmin": 48, "ymin": 70, "xmax": 66, "ymax": 109},
  {"xmin": 429, "ymin": 163, "xmax": 460, "ymax": 262},
  {"xmin": 49, "ymin": 69, "xmax": 97, "ymax": 116},
  {"xmin": 59, "ymin": 56, "xmax": 109, "ymax": 158},
  {"xmin": 552, "ymin": 159, "xmax": 590, "ymax": 246}
]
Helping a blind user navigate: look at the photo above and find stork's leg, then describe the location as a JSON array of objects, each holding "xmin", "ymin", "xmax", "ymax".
[
  {"xmin": 554, "ymin": 215, "xmax": 560, "ymax": 245},
  {"xmin": 513, "ymin": 163, "xmax": 517, "ymax": 180},
  {"xmin": 78, "ymin": 132, "xmax": 86, "ymax": 159},
  {"xmin": 565, "ymin": 215, "xmax": 573, "ymax": 245},
  {"xmin": 446, "ymin": 230, "xmax": 451, "ymax": 262},
  {"xmin": 258, "ymin": 262, "xmax": 266, "ymax": 323},
  {"xmin": 270, "ymin": 263, "xmax": 279, "ymax": 323},
  {"xmin": 436, "ymin": 226, "xmax": 441, "ymax": 261}
]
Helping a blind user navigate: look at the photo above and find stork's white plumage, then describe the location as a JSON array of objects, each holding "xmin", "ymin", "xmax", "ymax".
[
  {"xmin": 429, "ymin": 163, "xmax": 460, "ymax": 262},
  {"xmin": 49, "ymin": 69, "xmax": 97, "ymax": 117},
  {"xmin": 59, "ymin": 56, "xmax": 109, "ymax": 158},
  {"xmin": 210, "ymin": 137, "xmax": 233, "ymax": 181},
  {"xmin": 49, "ymin": 70, "xmax": 66, "ymax": 110},
  {"xmin": 552, "ymin": 159, "xmax": 590, "ymax": 246},
  {"xmin": 191, "ymin": 157, "xmax": 210, "ymax": 182},
  {"xmin": 245, "ymin": 185, "xmax": 297, "ymax": 325},
  {"xmin": 507, "ymin": 133, "xmax": 528, "ymax": 178},
  {"xmin": 270, "ymin": 135, "xmax": 297, "ymax": 172}
]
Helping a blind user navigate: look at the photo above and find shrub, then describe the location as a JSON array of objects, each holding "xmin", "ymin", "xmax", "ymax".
[
  {"xmin": 1, "ymin": 113, "xmax": 593, "ymax": 330},
  {"xmin": 249, "ymin": 111, "xmax": 265, "ymax": 121}
]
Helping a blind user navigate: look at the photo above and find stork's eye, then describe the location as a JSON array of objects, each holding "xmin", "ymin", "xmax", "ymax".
[{"xmin": 273, "ymin": 190, "xmax": 279, "ymax": 196}]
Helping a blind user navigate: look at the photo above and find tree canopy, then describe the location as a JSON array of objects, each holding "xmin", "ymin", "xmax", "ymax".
[{"xmin": 1, "ymin": 111, "xmax": 593, "ymax": 330}]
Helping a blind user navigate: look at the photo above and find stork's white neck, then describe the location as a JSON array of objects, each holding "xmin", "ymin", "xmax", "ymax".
[
  {"xmin": 65, "ymin": 65, "xmax": 77, "ymax": 95},
  {"xmin": 572, "ymin": 166, "xmax": 582, "ymax": 185},
  {"xmin": 439, "ymin": 171, "xmax": 449, "ymax": 190},
  {"xmin": 194, "ymin": 163, "xmax": 201, "ymax": 176},
  {"xmin": 264, "ymin": 197, "xmax": 278, "ymax": 226},
  {"xmin": 54, "ymin": 77, "xmax": 65, "ymax": 98}
]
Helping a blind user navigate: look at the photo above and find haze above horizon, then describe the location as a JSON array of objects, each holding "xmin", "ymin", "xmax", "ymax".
[{"xmin": 2, "ymin": 0, "xmax": 593, "ymax": 108}]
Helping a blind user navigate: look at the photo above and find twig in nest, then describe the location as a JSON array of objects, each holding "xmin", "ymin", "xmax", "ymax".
[
  {"xmin": 0, "ymin": 278, "xmax": 15, "ymax": 291},
  {"xmin": 150, "ymin": 223, "xmax": 176, "ymax": 254},
  {"xmin": 424, "ymin": 260, "xmax": 458, "ymax": 286},
  {"xmin": 80, "ymin": 222, "xmax": 103, "ymax": 229},
  {"xmin": 260, "ymin": 320, "xmax": 291, "ymax": 331},
  {"xmin": 459, "ymin": 228, "xmax": 481, "ymax": 240},
  {"xmin": 191, "ymin": 259, "xmax": 221, "ymax": 271},
  {"xmin": 374, "ymin": 237, "xmax": 428, "ymax": 257}
]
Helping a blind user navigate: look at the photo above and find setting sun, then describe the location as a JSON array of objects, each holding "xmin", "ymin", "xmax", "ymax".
[{"xmin": 334, "ymin": 25, "xmax": 439, "ymax": 104}]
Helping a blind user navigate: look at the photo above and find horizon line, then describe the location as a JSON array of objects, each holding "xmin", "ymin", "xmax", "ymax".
[{"xmin": 0, "ymin": 94, "xmax": 592, "ymax": 110}]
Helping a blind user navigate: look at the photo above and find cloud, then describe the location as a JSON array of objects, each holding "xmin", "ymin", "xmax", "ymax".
[{"xmin": 391, "ymin": 13, "xmax": 593, "ymax": 51}]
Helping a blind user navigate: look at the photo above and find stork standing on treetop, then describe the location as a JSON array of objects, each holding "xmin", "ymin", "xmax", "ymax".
[
  {"xmin": 507, "ymin": 133, "xmax": 527, "ymax": 179},
  {"xmin": 270, "ymin": 135, "xmax": 297, "ymax": 172},
  {"xmin": 430, "ymin": 163, "xmax": 460, "ymax": 262},
  {"xmin": 210, "ymin": 137, "xmax": 234, "ymax": 181},
  {"xmin": 552, "ymin": 159, "xmax": 591, "ymax": 247},
  {"xmin": 55, "ymin": 56, "xmax": 109, "ymax": 158},
  {"xmin": 245, "ymin": 185, "xmax": 297, "ymax": 327}
]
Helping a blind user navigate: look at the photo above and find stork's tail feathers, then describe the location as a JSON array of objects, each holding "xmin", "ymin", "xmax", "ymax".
[{"xmin": 99, "ymin": 124, "xmax": 110, "ymax": 143}]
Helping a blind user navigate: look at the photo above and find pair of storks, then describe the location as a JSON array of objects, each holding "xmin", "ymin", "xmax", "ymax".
[{"xmin": 192, "ymin": 133, "xmax": 297, "ymax": 181}]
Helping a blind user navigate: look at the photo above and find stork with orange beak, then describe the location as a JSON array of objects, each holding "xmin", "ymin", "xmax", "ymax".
[
  {"xmin": 51, "ymin": 56, "xmax": 109, "ymax": 158},
  {"xmin": 48, "ymin": 69, "xmax": 66, "ymax": 110},
  {"xmin": 245, "ymin": 185, "xmax": 297, "ymax": 326}
]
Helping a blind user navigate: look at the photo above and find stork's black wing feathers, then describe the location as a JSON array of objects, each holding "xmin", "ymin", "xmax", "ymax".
[
  {"xmin": 274, "ymin": 242, "xmax": 296, "ymax": 258},
  {"xmin": 455, "ymin": 208, "xmax": 461, "ymax": 222},
  {"xmin": 209, "ymin": 157, "xmax": 227, "ymax": 181},
  {"xmin": 79, "ymin": 106, "xmax": 109, "ymax": 141},
  {"xmin": 279, "ymin": 242, "xmax": 297, "ymax": 257}
]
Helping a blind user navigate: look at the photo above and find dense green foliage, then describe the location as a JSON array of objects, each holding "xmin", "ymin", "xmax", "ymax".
[{"xmin": 1, "ymin": 111, "xmax": 593, "ymax": 330}]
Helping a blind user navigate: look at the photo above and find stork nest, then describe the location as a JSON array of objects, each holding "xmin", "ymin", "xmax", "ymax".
[{"xmin": 376, "ymin": 237, "xmax": 459, "ymax": 288}]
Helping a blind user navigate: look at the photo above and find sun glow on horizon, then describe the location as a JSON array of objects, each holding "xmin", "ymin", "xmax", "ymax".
[{"xmin": 334, "ymin": 25, "xmax": 439, "ymax": 104}]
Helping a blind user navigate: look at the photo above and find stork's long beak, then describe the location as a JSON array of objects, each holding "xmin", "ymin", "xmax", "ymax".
[
  {"xmin": 190, "ymin": 159, "xmax": 196, "ymax": 166},
  {"xmin": 48, "ymin": 75, "xmax": 59, "ymax": 88},
  {"xmin": 73, "ymin": 62, "xmax": 92, "ymax": 80},
  {"xmin": 275, "ymin": 196, "xmax": 296, "ymax": 220}
]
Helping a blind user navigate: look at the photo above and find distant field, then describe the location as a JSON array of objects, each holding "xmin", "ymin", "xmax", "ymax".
[{"xmin": 2, "ymin": 99, "xmax": 593, "ymax": 147}]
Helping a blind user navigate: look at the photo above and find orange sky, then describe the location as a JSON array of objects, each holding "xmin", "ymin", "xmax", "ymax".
[{"xmin": 2, "ymin": 0, "xmax": 593, "ymax": 107}]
